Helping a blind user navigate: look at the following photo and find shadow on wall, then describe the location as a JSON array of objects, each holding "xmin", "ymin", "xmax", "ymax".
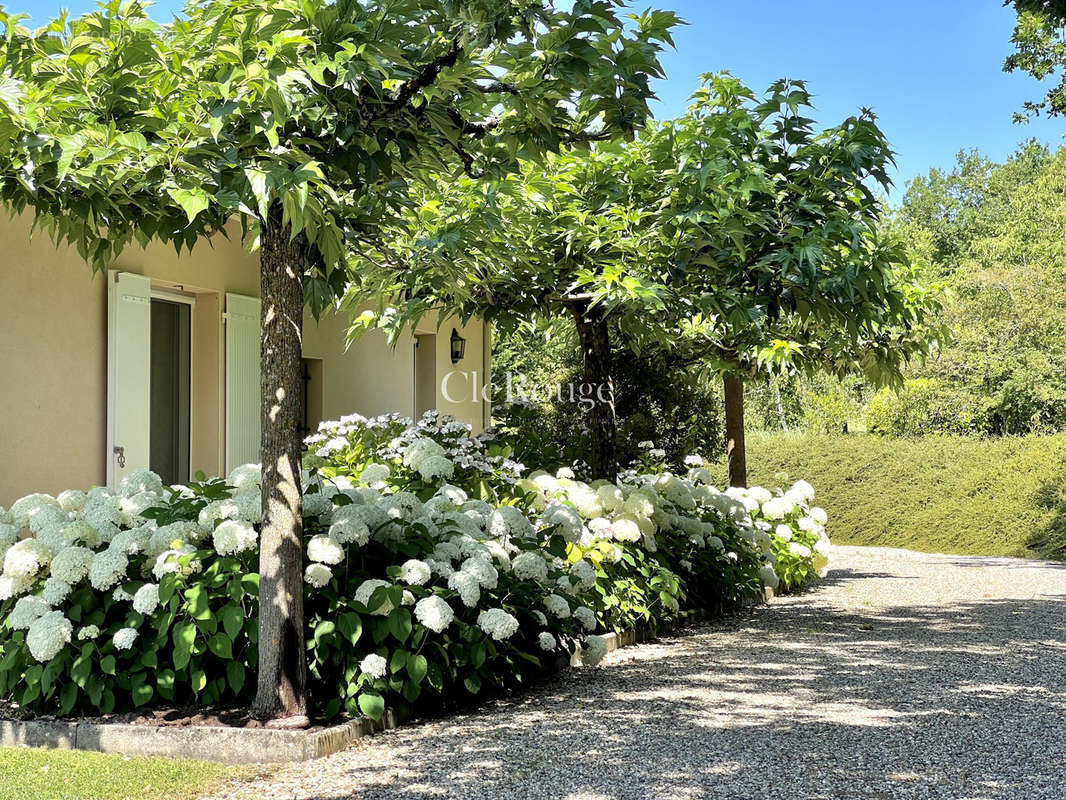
[{"xmin": 254, "ymin": 563, "xmax": 1066, "ymax": 800}]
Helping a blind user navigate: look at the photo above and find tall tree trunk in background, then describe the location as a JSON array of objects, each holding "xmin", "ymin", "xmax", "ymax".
[
  {"xmin": 724, "ymin": 373, "xmax": 747, "ymax": 488},
  {"xmin": 774, "ymin": 381, "xmax": 788, "ymax": 431},
  {"xmin": 569, "ymin": 299, "xmax": 618, "ymax": 480},
  {"xmin": 252, "ymin": 211, "xmax": 309, "ymax": 725}
]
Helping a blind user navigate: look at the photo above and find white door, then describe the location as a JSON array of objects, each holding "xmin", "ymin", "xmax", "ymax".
[
  {"xmin": 107, "ymin": 271, "xmax": 152, "ymax": 488},
  {"xmin": 225, "ymin": 293, "xmax": 261, "ymax": 471}
]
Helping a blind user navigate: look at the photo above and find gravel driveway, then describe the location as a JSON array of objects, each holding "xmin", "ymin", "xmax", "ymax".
[{"xmin": 209, "ymin": 546, "xmax": 1066, "ymax": 800}]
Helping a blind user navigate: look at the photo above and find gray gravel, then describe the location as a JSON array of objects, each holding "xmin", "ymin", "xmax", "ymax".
[{"xmin": 208, "ymin": 546, "xmax": 1066, "ymax": 800}]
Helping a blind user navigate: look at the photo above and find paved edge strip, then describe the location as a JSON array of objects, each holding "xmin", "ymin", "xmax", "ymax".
[{"xmin": 0, "ymin": 608, "xmax": 711, "ymax": 764}]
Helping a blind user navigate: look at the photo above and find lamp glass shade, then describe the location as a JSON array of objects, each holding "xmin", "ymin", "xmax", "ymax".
[{"xmin": 450, "ymin": 328, "xmax": 466, "ymax": 364}]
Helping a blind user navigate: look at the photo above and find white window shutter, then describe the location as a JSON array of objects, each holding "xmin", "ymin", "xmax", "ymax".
[
  {"xmin": 107, "ymin": 271, "xmax": 152, "ymax": 488},
  {"xmin": 225, "ymin": 293, "xmax": 261, "ymax": 472}
]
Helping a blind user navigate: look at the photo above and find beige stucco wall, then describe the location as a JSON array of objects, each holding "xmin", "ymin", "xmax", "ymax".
[{"xmin": 0, "ymin": 213, "xmax": 489, "ymax": 506}]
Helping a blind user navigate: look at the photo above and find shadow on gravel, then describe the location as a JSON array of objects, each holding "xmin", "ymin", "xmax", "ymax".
[{"xmin": 262, "ymin": 579, "xmax": 1066, "ymax": 800}]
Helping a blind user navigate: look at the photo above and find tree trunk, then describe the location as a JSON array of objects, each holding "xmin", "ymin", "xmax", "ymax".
[
  {"xmin": 774, "ymin": 380, "xmax": 788, "ymax": 431},
  {"xmin": 569, "ymin": 299, "xmax": 618, "ymax": 480},
  {"xmin": 724, "ymin": 374, "xmax": 747, "ymax": 488},
  {"xmin": 252, "ymin": 212, "xmax": 309, "ymax": 725}
]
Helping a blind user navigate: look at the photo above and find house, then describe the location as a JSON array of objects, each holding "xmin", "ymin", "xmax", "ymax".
[{"xmin": 0, "ymin": 212, "xmax": 490, "ymax": 505}]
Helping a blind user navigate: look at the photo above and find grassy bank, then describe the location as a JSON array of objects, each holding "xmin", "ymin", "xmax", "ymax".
[
  {"xmin": 0, "ymin": 747, "xmax": 239, "ymax": 800},
  {"xmin": 716, "ymin": 431, "xmax": 1066, "ymax": 559}
]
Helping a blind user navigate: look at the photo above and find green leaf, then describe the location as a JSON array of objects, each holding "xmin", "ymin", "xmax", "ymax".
[
  {"xmin": 60, "ymin": 683, "xmax": 78, "ymax": 715},
  {"xmin": 463, "ymin": 674, "xmax": 482, "ymax": 694},
  {"xmin": 225, "ymin": 661, "xmax": 245, "ymax": 695},
  {"xmin": 166, "ymin": 187, "xmax": 212, "ymax": 224},
  {"xmin": 406, "ymin": 654, "xmax": 428, "ymax": 685},
  {"xmin": 207, "ymin": 633, "xmax": 232, "ymax": 660},
  {"xmin": 157, "ymin": 669, "xmax": 176, "ymax": 701},
  {"xmin": 357, "ymin": 692, "xmax": 385, "ymax": 720},
  {"xmin": 131, "ymin": 673, "xmax": 154, "ymax": 707},
  {"xmin": 337, "ymin": 612, "xmax": 362, "ymax": 645},
  {"xmin": 185, "ymin": 585, "xmax": 211, "ymax": 620},
  {"xmin": 387, "ymin": 608, "xmax": 412, "ymax": 643},
  {"xmin": 221, "ymin": 604, "xmax": 244, "ymax": 642},
  {"xmin": 100, "ymin": 655, "xmax": 116, "ymax": 675}
]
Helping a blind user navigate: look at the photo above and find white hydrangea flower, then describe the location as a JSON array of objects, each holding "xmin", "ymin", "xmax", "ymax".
[
  {"xmin": 56, "ymin": 490, "xmax": 88, "ymax": 513},
  {"xmin": 761, "ymin": 496, "xmax": 794, "ymax": 520},
  {"xmin": 403, "ymin": 437, "xmax": 446, "ymax": 472},
  {"xmin": 436, "ymin": 484, "xmax": 468, "ymax": 506},
  {"xmin": 797, "ymin": 516, "xmax": 818, "ymax": 533},
  {"xmin": 573, "ymin": 606, "xmax": 597, "ymax": 632},
  {"xmin": 112, "ymin": 627, "xmax": 139, "ymax": 651},
  {"xmin": 511, "ymin": 551, "xmax": 549, "ymax": 583},
  {"xmin": 568, "ymin": 559, "xmax": 597, "ymax": 590},
  {"xmin": 477, "ymin": 607, "xmax": 519, "ymax": 641},
  {"xmin": 358, "ymin": 462, "xmax": 391, "ymax": 487},
  {"xmin": 488, "ymin": 505, "xmax": 534, "ymax": 539},
  {"xmin": 9, "ymin": 595, "xmax": 51, "ymax": 630},
  {"xmin": 596, "ymin": 484, "xmax": 625, "ymax": 513},
  {"xmin": 304, "ymin": 563, "xmax": 333, "ymax": 588},
  {"xmin": 538, "ymin": 631, "xmax": 556, "ymax": 651},
  {"xmin": 41, "ymin": 578, "xmax": 71, "ymax": 606},
  {"xmin": 581, "ymin": 634, "xmax": 609, "ymax": 667},
  {"xmin": 447, "ymin": 570, "xmax": 481, "ymax": 608},
  {"xmin": 307, "ymin": 534, "xmax": 345, "ymax": 565},
  {"xmin": 425, "ymin": 558, "xmax": 454, "ymax": 579},
  {"xmin": 810, "ymin": 506, "xmax": 828, "ymax": 524},
  {"xmin": 152, "ymin": 545, "xmax": 200, "ymax": 580},
  {"xmin": 212, "ymin": 519, "xmax": 258, "ymax": 556},
  {"xmin": 377, "ymin": 492, "xmax": 425, "ymax": 523},
  {"xmin": 62, "ymin": 520, "xmax": 102, "ymax": 548},
  {"xmin": 774, "ymin": 523, "xmax": 794, "ymax": 542},
  {"xmin": 110, "ymin": 526, "xmax": 153, "ymax": 556},
  {"xmin": 355, "ymin": 579, "xmax": 394, "ymax": 615},
  {"xmin": 227, "ymin": 464, "xmax": 262, "ymax": 494},
  {"xmin": 302, "ymin": 491, "xmax": 334, "ymax": 519},
  {"xmin": 77, "ymin": 624, "xmax": 100, "ymax": 641},
  {"xmin": 118, "ymin": 469, "xmax": 164, "ymax": 498},
  {"xmin": 87, "ymin": 549, "xmax": 127, "ymax": 591},
  {"xmin": 790, "ymin": 480, "xmax": 816, "ymax": 502},
  {"xmin": 0, "ymin": 574, "xmax": 33, "ymax": 601},
  {"xmin": 759, "ymin": 563, "xmax": 781, "ymax": 589},
  {"xmin": 29, "ymin": 505, "xmax": 69, "ymax": 536},
  {"xmin": 418, "ymin": 455, "xmax": 455, "ymax": 481},
  {"xmin": 26, "ymin": 610, "xmax": 73, "ymax": 661},
  {"xmin": 3, "ymin": 538, "xmax": 52, "ymax": 578},
  {"xmin": 329, "ymin": 505, "xmax": 373, "ymax": 546},
  {"xmin": 461, "ymin": 557, "xmax": 498, "ymax": 590},
  {"xmin": 359, "ymin": 653, "xmax": 388, "ymax": 679},
  {"xmin": 610, "ymin": 517, "xmax": 642, "ymax": 543},
  {"xmin": 398, "ymin": 559, "xmax": 432, "ymax": 586},
  {"xmin": 415, "ymin": 595, "xmax": 455, "ymax": 633},
  {"xmin": 543, "ymin": 594, "xmax": 570, "ymax": 619},
  {"xmin": 0, "ymin": 523, "xmax": 18, "ymax": 552},
  {"xmin": 9, "ymin": 494, "xmax": 60, "ymax": 532},
  {"xmin": 132, "ymin": 583, "xmax": 161, "ymax": 615},
  {"xmin": 539, "ymin": 504, "xmax": 584, "ymax": 543},
  {"xmin": 789, "ymin": 542, "xmax": 813, "ymax": 558}
]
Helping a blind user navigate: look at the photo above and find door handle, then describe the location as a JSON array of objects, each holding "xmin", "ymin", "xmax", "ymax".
[{"xmin": 113, "ymin": 446, "xmax": 126, "ymax": 469}]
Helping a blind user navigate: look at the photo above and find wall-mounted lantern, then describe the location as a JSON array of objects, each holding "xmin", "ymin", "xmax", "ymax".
[{"xmin": 450, "ymin": 328, "xmax": 466, "ymax": 364}]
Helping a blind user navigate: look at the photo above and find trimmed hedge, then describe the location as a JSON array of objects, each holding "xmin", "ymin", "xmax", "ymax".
[{"xmin": 719, "ymin": 431, "xmax": 1066, "ymax": 559}]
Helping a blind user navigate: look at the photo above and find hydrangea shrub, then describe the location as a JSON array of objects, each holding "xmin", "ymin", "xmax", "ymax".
[{"xmin": 0, "ymin": 412, "xmax": 830, "ymax": 720}]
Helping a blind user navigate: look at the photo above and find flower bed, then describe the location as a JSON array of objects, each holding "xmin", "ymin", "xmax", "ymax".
[{"xmin": 0, "ymin": 412, "xmax": 830, "ymax": 722}]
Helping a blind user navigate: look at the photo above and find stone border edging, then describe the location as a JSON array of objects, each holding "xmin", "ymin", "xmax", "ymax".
[{"xmin": 0, "ymin": 608, "xmax": 712, "ymax": 764}]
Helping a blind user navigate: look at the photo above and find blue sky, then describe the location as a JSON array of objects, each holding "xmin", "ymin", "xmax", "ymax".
[{"xmin": 11, "ymin": 0, "xmax": 1064, "ymax": 196}]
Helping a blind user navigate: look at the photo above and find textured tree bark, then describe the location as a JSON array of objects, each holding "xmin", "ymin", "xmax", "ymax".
[
  {"xmin": 569, "ymin": 299, "xmax": 618, "ymax": 480},
  {"xmin": 252, "ymin": 212, "xmax": 309, "ymax": 724},
  {"xmin": 724, "ymin": 374, "xmax": 747, "ymax": 488}
]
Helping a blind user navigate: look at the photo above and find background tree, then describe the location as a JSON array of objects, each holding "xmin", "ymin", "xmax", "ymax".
[
  {"xmin": 0, "ymin": 0, "xmax": 677, "ymax": 720},
  {"xmin": 346, "ymin": 141, "xmax": 681, "ymax": 479},
  {"xmin": 654, "ymin": 75, "xmax": 944, "ymax": 486},
  {"xmin": 1005, "ymin": 0, "xmax": 1066, "ymax": 118}
]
